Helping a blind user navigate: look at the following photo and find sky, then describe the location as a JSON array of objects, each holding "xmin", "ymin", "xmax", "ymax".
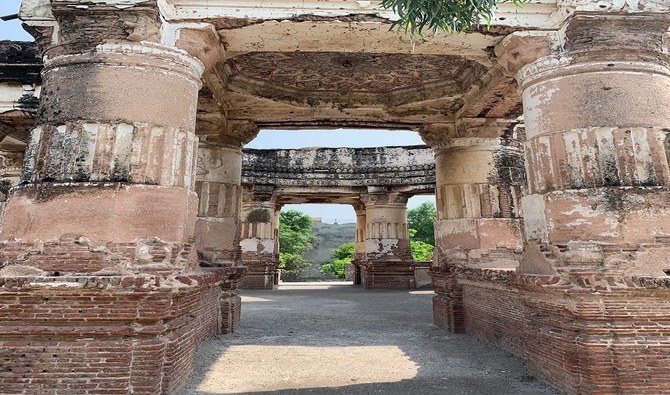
[{"xmin": 0, "ymin": 1, "xmax": 435, "ymax": 222}]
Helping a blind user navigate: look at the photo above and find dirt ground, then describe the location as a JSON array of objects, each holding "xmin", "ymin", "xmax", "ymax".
[{"xmin": 178, "ymin": 282, "xmax": 559, "ymax": 395}]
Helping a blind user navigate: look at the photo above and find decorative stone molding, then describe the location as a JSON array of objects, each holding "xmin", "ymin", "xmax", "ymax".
[
  {"xmin": 360, "ymin": 192, "xmax": 408, "ymax": 207},
  {"xmin": 242, "ymin": 146, "xmax": 435, "ymax": 189},
  {"xmin": 22, "ymin": 122, "xmax": 198, "ymax": 187}
]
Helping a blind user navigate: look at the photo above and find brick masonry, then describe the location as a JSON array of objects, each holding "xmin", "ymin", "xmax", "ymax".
[
  {"xmin": 0, "ymin": 268, "xmax": 244, "ymax": 394},
  {"xmin": 433, "ymin": 267, "xmax": 670, "ymax": 394}
]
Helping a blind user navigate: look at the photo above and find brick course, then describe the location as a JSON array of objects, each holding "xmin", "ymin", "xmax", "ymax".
[
  {"xmin": 0, "ymin": 268, "xmax": 244, "ymax": 394},
  {"xmin": 433, "ymin": 267, "xmax": 670, "ymax": 394}
]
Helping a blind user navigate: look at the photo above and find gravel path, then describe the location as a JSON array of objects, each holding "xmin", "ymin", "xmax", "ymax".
[{"xmin": 178, "ymin": 282, "xmax": 559, "ymax": 395}]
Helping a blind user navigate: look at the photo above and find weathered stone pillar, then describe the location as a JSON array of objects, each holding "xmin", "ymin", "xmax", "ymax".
[
  {"xmin": 0, "ymin": 149, "xmax": 23, "ymax": 217},
  {"xmin": 514, "ymin": 16, "xmax": 670, "ymax": 275},
  {"xmin": 487, "ymin": 11, "xmax": 670, "ymax": 394},
  {"xmin": 421, "ymin": 119, "xmax": 525, "ymax": 332},
  {"xmin": 0, "ymin": 3, "xmax": 242, "ymax": 393},
  {"xmin": 194, "ymin": 145, "xmax": 244, "ymax": 266},
  {"xmin": 359, "ymin": 190, "xmax": 414, "ymax": 289},
  {"xmin": 239, "ymin": 184, "xmax": 280, "ymax": 289},
  {"xmin": 347, "ymin": 204, "xmax": 367, "ymax": 284}
]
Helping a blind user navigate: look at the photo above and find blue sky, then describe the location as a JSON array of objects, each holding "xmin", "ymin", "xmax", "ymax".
[{"xmin": 0, "ymin": 1, "xmax": 435, "ymax": 222}]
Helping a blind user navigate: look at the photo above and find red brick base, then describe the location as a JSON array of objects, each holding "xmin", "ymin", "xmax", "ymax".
[
  {"xmin": 239, "ymin": 260, "xmax": 276, "ymax": 289},
  {"xmin": 361, "ymin": 262, "xmax": 416, "ymax": 290},
  {"xmin": 433, "ymin": 267, "xmax": 670, "ymax": 394},
  {"xmin": 0, "ymin": 268, "xmax": 244, "ymax": 394}
]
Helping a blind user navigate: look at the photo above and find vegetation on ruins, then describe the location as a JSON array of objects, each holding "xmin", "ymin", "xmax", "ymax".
[
  {"xmin": 320, "ymin": 242, "xmax": 355, "ymax": 279},
  {"xmin": 380, "ymin": 0, "xmax": 529, "ymax": 37},
  {"xmin": 407, "ymin": 201, "xmax": 436, "ymax": 245},
  {"xmin": 278, "ymin": 209, "xmax": 316, "ymax": 281},
  {"xmin": 409, "ymin": 230, "xmax": 434, "ymax": 261}
]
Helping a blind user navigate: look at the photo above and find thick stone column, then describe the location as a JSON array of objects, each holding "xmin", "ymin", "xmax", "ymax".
[
  {"xmin": 0, "ymin": 4, "xmax": 242, "ymax": 393},
  {"xmin": 421, "ymin": 119, "xmax": 525, "ymax": 332},
  {"xmin": 346, "ymin": 204, "xmax": 366, "ymax": 284},
  {"xmin": 482, "ymin": 12, "xmax": 670, "ymax": 394},
  {"xmin": 359, "ymin": 190, "xmax": 414, "ymax": 289},
  {"xmin": 239, "ymin": 184, "xmax": 280, "ymax": 289}
]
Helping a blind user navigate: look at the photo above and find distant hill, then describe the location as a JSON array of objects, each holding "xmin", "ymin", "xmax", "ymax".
[{"xmin": 302, "ymin": 222, "xmax": 356, "ymax": 281}]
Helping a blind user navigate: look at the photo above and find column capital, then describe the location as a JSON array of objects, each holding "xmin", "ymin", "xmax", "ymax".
[
  {"xmin": 200, "ymin": 120, "xmax": 260, "ymax": 149},
  {"xmin": 360, "ymin": 192, "xmax": 408, "ymax": 207},
  {"xmin": 0, "ymin": 150, "xmax": 24, "ymax": 179},
  {"xmin": 420, "ymin": 119, "xmax": 522, "ymax": 150}
]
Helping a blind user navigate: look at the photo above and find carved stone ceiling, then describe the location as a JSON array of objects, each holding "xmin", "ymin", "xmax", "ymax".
[
  {"xmin": 225, "ymin": 52, "xmax": 486, "ymax": 108},
  {"xmin": 199, "ymin": 21, "xmax": 524, "ymax": 131}
]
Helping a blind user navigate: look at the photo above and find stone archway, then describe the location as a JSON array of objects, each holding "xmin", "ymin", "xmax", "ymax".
[{"xmin": 0, "ymin": 1, "xmax": 669, "ymax": 393}]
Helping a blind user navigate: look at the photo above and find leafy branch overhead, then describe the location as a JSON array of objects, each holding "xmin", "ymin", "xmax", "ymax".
[{"xmin": 379, "ymin": 0, "xmax": 529, "ymax": 36}]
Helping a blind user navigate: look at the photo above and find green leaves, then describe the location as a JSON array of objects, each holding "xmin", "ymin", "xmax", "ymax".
[
  {"xmin": 320, "ymin": 243, "xmax": 355, "ymax": 279},
  {"xmin": 379, "ymin": 0, "xmax": 530, "ymax": 37},
  {"xmin": 278, "ymin": 210, "xmax": 315, "ymax": 256},
  {"xmin": 407, "ymin": 201, "xmax": 436, "ymax": 246},
  {"xmin": 278, "ymin": 210, "xmax": 315, "ymax": 281}
]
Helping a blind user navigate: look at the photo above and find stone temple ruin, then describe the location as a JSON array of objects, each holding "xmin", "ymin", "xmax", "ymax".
[{"xmin": 0, "ymin": 0, "xmax": 669, "ymax": 393}]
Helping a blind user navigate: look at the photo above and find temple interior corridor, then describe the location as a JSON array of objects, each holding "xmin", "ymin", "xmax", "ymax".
[{"xmin": 178, "ymin": 283, "xmax": 558, "ymax": 395}]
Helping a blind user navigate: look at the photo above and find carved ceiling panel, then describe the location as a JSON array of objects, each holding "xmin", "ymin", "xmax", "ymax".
[{"xmin": 223, "ymin": 52, "xmax": 488, "ymax": 108}]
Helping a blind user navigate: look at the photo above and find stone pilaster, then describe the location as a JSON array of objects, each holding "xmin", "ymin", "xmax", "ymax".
[
  {"xmin": 421, "ymin": 119, "xmax": 526, "ymax": 332},
  {"xmin": 347, "ymin": 204, "xmax": 367, "ymax": 284},
  {"xmin": 359, "ymin": 190, "xmax": 414, "ymax": 289},
  {"xmin": 194, "ymin": 145, "xmax": 243, "ymax": 266},
  {"xmin": 239, "ymin": 184, "xmax": 280, "ymax": 289},
  {"xmin": 0, "ymin": 149, "xmax": 23, "ymax": 218}
]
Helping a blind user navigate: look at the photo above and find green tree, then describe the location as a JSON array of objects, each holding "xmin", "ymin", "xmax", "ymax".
[
  {"xmin": 278, "ymin": 210, "xmax": 315, "ymax": 281},
  {"xmin": 279, "ymin": 210, "xmax": 315, "ymax": 256},
  {"xmin": 380, "ymin": 0, "xmax": 529, "ymax": 37},
  {"xmin": 410, "ymin": 240, "xmax": 434, "ymax": 262},
  {"xmin": 320, "ymin": 243, "xmax": 355, "ymax": 279},
  {"xmin": 407, "ymin": 201, "xmax": 436, "ymax": 245}
]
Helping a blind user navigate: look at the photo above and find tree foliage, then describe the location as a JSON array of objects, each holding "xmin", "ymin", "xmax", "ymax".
[
  {"xmin": 320, "ymin": 243, "xmax": 355, "ymax": 279},
  {"xmin": 278, "ymin": 210, "xmax": 315, "ymax": 281},
  {"xmin": 379, "ymin": 0, "xmax": 529, "ymax": 37},
  {"xmin": 279, "ymin": 253, "xmax": 311, "ymax": 282},
  {"xmin": 407, "ymin": 201, "xmax": 436, "ymax": 245},
  {"xmin": 411, "ymin": 240, "xmax": 434, "ymax": 261},
  {"xmin": 278, "ymin": 210, "xmax": 315, "ymax": 256}
]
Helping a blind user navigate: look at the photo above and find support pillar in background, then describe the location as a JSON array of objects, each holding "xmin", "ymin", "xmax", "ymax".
[
  {"xmin": 421, "ymin": 119, "xmax": 526, "ymax": 332},
  {"xmin": 239, "ymin": 184, "xmax": 280, "ymax": 289},
  {"xmin": 0, "ymin": 4, "xmax": 242, "ymax": 393},
  {"xmin": 194, "ymin": 144, "xmax": 244, "ymax": 266},
  {"xmin": 0, "ymin": 149, "xmax": 23, "ymax": 217},
  {"xmin": 347, "ymin": 203, "xmax": 367, "ymax": 284},
  {"xmin": 360, "ymin": 190, "xmax": 414, "ymax": 289}
]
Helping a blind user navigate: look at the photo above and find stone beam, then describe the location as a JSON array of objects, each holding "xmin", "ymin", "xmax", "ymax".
[{"xmin": 242, "ymin": 145, "xmax": 435, "ymax": 192}]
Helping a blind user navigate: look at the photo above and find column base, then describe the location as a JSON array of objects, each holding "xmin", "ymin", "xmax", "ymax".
[
  {"xmin": 0, "ymin": 267, "xmax": 244, "ymax": 394},
  {"xmin": 430, "ymin": 265, "xmax": 464, "ymax": 332},
  {"xmin": 348, "ymin": 259, "xmax": 363, "ymax": 284},
  {"xmin": 239, "ymin": 260, "xmax": 277, "ymax": 289},
  {"xmin": 441, "ymin": 266, "xmax": 670, "ymax": 394},
  {"xmin": 360, "ymin": 261, "xmax": 416, "ymax": 290}
]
